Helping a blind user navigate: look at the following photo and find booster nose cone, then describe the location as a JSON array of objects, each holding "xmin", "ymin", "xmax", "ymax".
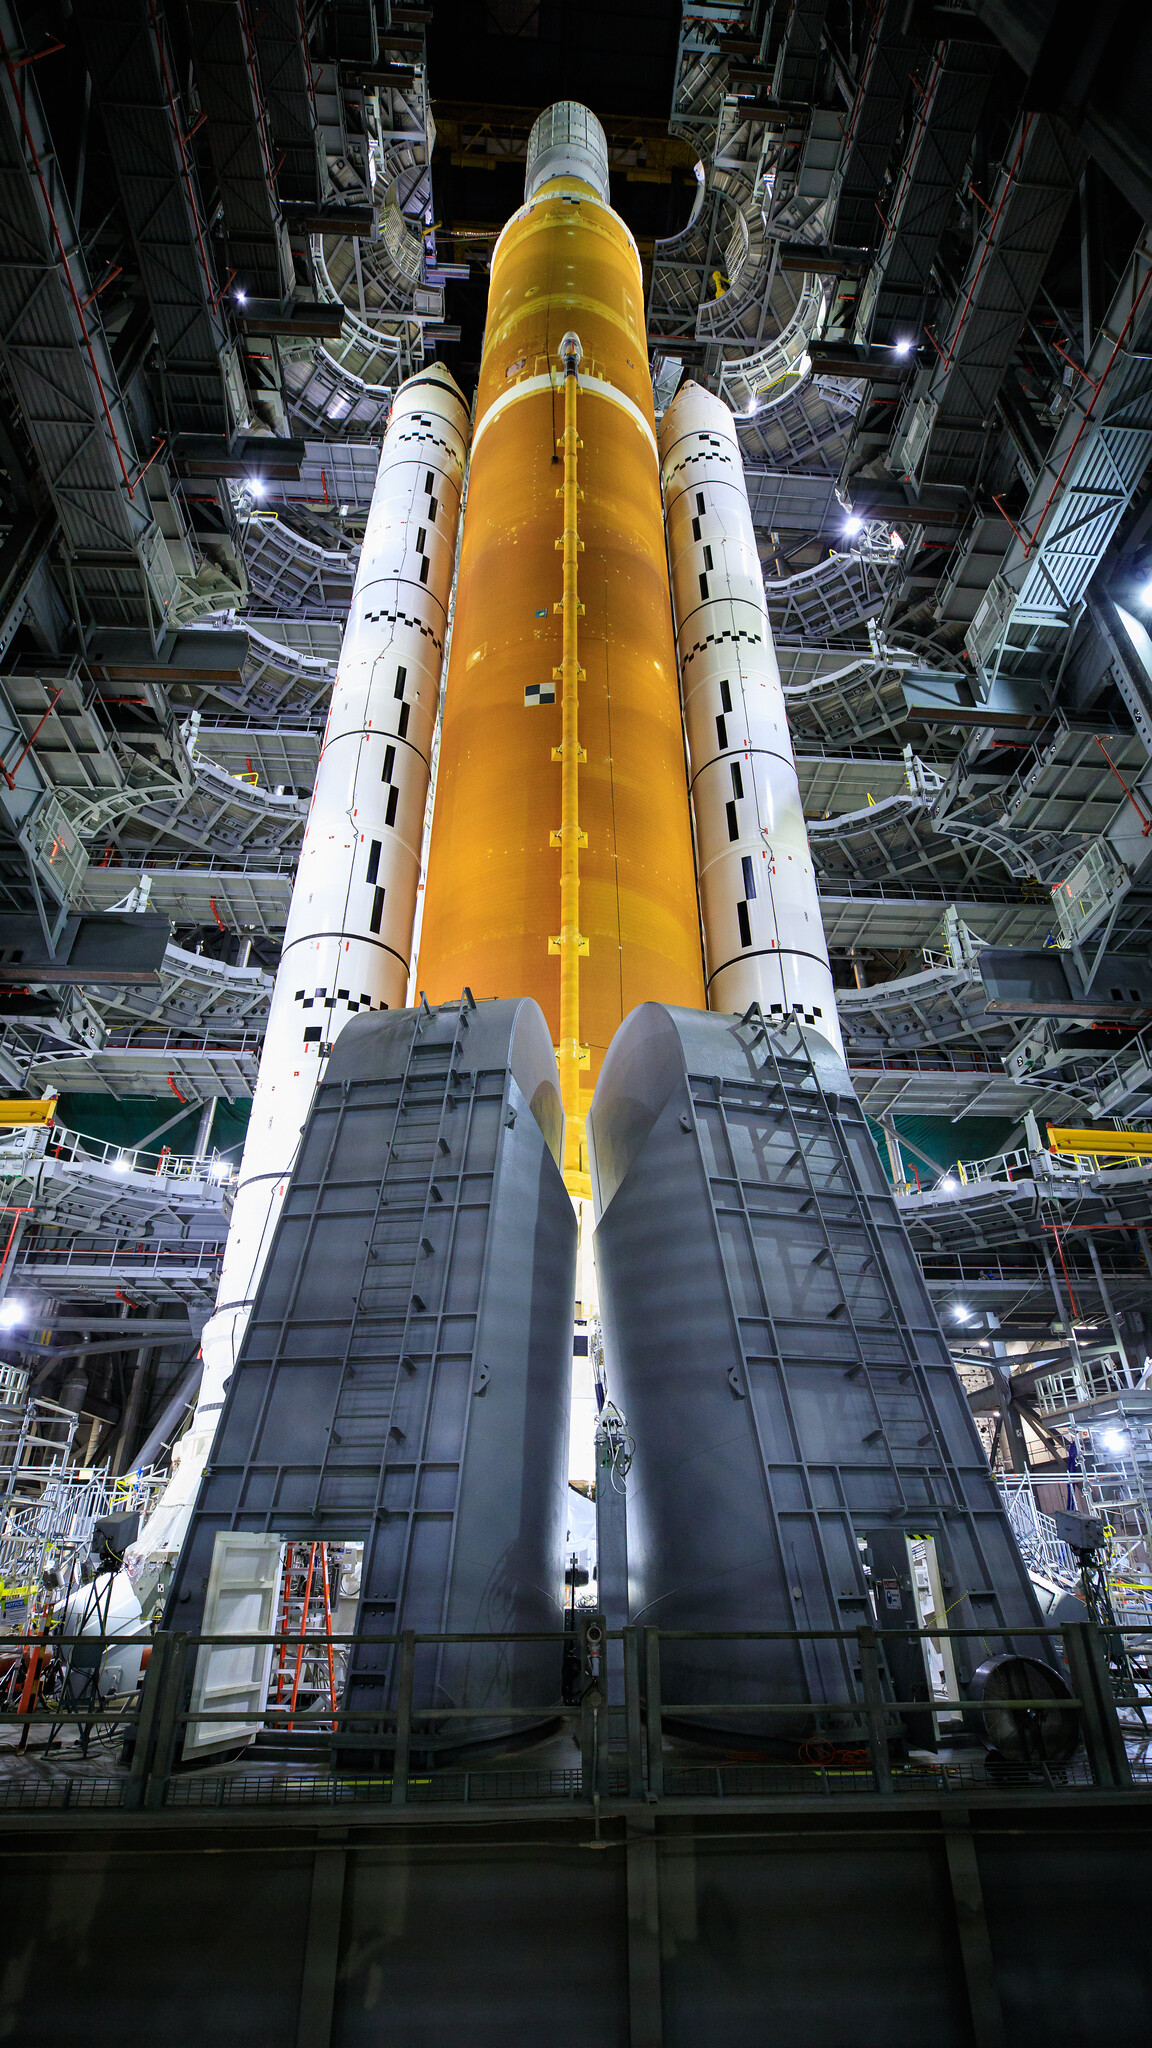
[{"xmin": 525, "ymin": 100, "xmax": 611, "ymax": 204}]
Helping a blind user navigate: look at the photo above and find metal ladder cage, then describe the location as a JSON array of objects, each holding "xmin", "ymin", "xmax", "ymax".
[
  {"xmin": 166, "ymin": 993, "xmax": 577, "ymax": 1762},
  {"xmin": 587, "ymin": 1000, "xmax": 1055, "ymax": 1751}
]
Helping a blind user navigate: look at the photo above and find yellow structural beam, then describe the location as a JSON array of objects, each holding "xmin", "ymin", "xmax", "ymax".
[
  {"xmin": 0, "ymin": 1098, "xmax": 55, "ymax": 1127},
  {"xmin": 1046, "ymin": 1124, "xmax": 1152, "ymax": 1157},
  {"xmin": 553, "ymin": 332, "xmax": 588, "ymax": 1198}
]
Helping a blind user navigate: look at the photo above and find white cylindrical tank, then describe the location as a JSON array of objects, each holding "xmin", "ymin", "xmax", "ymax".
[
  {"xmin": 658, "ymin": 380, "xmax": 844, "ymax": 1060},
  {"xmin": 128, "ymin": 364, "xmax": 471, "ymax": 1597}
]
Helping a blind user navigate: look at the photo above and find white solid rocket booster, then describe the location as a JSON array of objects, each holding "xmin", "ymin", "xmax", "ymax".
[
  {"xmin": 659, "ymin": 381, "xmax": 844, "ymax": 1060},
  {"xmin": 132, "ymin": 364, "xmax": 471, "ymax": 1576}
]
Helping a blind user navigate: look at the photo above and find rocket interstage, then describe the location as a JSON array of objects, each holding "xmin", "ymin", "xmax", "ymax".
[
  {"xmin": 658, "ymin": 382, "xmax": 845, "ymax": 1063},
  {"xmin": 129, "ymin": 364, "xmax": 470, "ymax": 1581},
  {"xmin": 415, "ymin": 103, "xmax": 705, "ymax": 1196}
]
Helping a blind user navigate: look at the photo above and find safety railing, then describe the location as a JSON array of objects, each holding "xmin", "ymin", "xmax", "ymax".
[
  {"xmin": 939, "ymin": 1145, "xmax": 1152, "ymax": 1191},
  {"xmin": 11, "ymin": 1237, "xmax": 225, "ymax": 1279},
  {"xmin": 37, "ymin": 1124, "xmax": 236, "ymax": 1191},
  {"xmin": 716, "ymin": 276, "xmax": 825, "ymax": 413},
  {"xmin": 1087, "ymin": 1014, "xmax": 1152, "ymax": 1118},
  {"xmin": 0, "ymin": 1619, "xmax": 1146, "ymax": 1813}
]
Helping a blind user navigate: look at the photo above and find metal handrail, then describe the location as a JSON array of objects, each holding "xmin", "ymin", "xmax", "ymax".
[
  {"xmin": 24, "ymin": 1124, "xmax": 237, "ymax": 1190},
  {"xmin": 1, "ymin": 1617, "xmax": 1141, "ymax": 1810},
  {"xmin": 942, "ymin": 1145, "xmax": 1152, "ymax": 1191}
]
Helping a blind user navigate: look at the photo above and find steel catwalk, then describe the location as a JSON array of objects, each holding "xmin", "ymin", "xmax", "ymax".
[{"xmin": 416, "ymin": 108, "xmax": 705, "ymax": 1194}]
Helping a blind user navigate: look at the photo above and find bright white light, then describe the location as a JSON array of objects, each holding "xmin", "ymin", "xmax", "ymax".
[
  {"xmin": 1101, "ymin": 1428, "xmax": 1129, "ymax": 1455},
  {"xmin": 1141, "ymin": 580, "xmax": 1152, "ymax": 607},
  {"xmin": 953, "ymin": 1304, "xmax": 971, "ymax": 1322},
  {"xmin": 112, "ymin": 1153, "xmax": 131, "ymax": 1174},
  {"xmin": 250, "ymin": 477, "xmax": 266, "ymax": 498},
  {"xmin": 940, "ymin": 1175, "xmax": 957, "ymax": 1191},
  {"xmin": 745, "ymin": 398, "xmax": 758, "ymax": 415},
  {"xmin": 0, "ymin": 1298, "xmax": 22, "ymax": 1327},
  {"xmin": 843, "ymin": 515, "xmax": 864, "ymax": 536},
  {"xmin": 234, "ymin": 288, "xmax": 247, "ymax": 304},
  {"xmin": 210, "ymin": 1159, "xmax": 230, "ymax": 1183},
  {"xmin": 893, "ymin": 337, "xmax": 913, "ymax": 357}
]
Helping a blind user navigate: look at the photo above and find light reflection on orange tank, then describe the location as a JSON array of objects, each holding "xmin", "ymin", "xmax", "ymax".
[{"xmin": 415, "ymin": 174, "xmax": 705, "ymax": 1161}]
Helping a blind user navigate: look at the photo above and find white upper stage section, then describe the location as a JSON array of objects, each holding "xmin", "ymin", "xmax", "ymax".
[{"xmin": 525, "ymin": 101, "xmax": 611, "ymax": 205}]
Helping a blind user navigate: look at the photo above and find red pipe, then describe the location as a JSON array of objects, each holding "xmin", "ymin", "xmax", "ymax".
[
  {"xmin": 0, "ymin": 686, "xmax": 61, "ymax": 788},
  {"xmin": 1052, "ymin": 1225, "xmax": 1081, "ymax": 1320},
  {"xmin": 237, "ymin": 0, "xmax": 279, "ymax": 198},
  {"xmin": 1096, "ymin": 735, "xmax": 1152, "ymax": 835}
]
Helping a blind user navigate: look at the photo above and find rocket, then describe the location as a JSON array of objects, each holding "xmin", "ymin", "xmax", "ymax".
[
  {"xmin": 414, "ymin": 103, "xmax": 706, "ymax": 1196},
  {"xmin": 132, "ymin": 101, "xmax": 841, "ymax": 1589}
]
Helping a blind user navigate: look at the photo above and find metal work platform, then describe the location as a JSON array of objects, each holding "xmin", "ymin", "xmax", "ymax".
[{"xmin": 80, "ymin": 863, "xmax": 295, "ymax": 938}]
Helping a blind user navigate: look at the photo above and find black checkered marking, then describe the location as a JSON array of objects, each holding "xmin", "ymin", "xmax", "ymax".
[
  {"xmin": 524, "ymin": 682, "xmax": 555, "ymax": 705},
  {"xmin": 768, "ymin": 1001, "xmax": 824, "ymax": 1024},
  {"xmin": 296, "ymin": 985, "xmax": 389, "ymax": 1051},
  {"xmin": 666, "ymin": 445, "xmax": 738, "ymax": 487},
  {"xmin": 394, "ymin": 424, "xmax": 463, "ymax": 476},
  {"xmin": 296, "ymin": 985, "xmax": 385, "ymax": 1015},
  {"xmin": 683, "ymin": 628, "xmax": 763, "ymax": 664},
  {"xmin": 361, "ymin": 608, "xmax": 444, "ymax": 658}
]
